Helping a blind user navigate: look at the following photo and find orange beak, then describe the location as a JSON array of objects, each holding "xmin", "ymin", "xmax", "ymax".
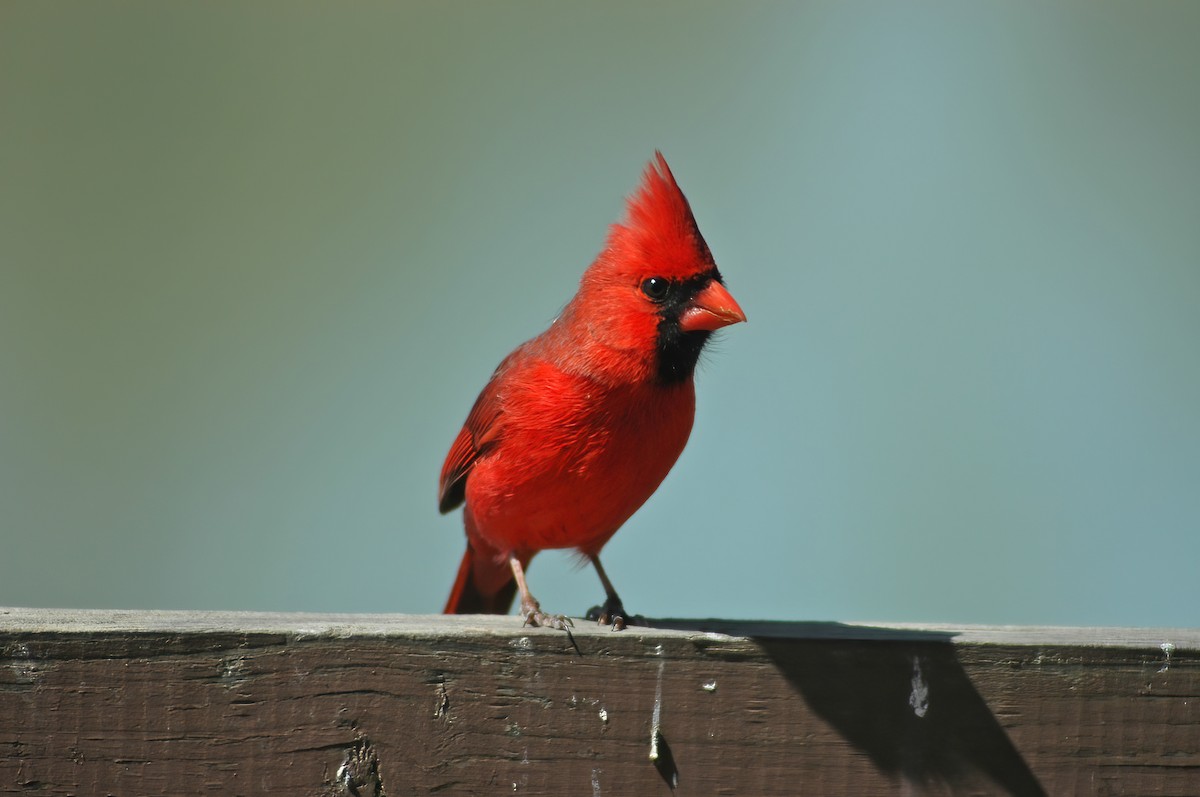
[{"xmin": 678, "ymin": 280, "xmax": 747, "ymax": 332}]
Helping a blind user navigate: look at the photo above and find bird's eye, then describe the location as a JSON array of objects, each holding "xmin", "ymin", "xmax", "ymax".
[{"xmin": 641, "ymin": 277, "xmax": 670, "ymax": 302}]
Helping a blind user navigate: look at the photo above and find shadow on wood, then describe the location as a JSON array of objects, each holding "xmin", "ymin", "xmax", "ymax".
[{"xmin": 655, "ymin": 620, "xmax": 1046, "ymax": 796}]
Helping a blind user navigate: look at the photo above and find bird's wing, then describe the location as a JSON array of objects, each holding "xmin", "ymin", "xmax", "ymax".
[
  {"xmin": 437, "ymin": 347, "xmax": 526, "ymax": 514},
  {"xmin": 438, "ymin": 384, "xmax": 504, "ymax": 513}
]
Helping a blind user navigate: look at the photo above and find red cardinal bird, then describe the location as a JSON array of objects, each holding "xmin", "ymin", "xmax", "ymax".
[{"xmin": 439, "ymin": 153, "xmax": 745, "ymax": 629}]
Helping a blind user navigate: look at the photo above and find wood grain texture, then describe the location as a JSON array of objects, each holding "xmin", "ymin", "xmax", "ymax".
[{"xmin": 1, "ymin": 609, "xmax": 1197, "ymax": 796}]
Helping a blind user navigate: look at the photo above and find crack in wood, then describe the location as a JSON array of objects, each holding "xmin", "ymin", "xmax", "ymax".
[{"xmin": 433, "ymin": 675, "xmax": 450, "ymax": 720}]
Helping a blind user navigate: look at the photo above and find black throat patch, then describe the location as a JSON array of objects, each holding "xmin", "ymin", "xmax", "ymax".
[{"xmin": 653, "ymin": 270, "xmax": 721, "ymax": 385}]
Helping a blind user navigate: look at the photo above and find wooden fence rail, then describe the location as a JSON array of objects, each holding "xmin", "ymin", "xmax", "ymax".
[{"xmin": 1, "ymin": 608, "xmax": 1197, "ymax": 795}]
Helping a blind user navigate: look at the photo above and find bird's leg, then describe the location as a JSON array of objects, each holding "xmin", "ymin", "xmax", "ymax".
[
  {"xmin": 509, "ymin": 554, "xmax": 573, "ymax": 631},
  {"xmin": 585, "ymin": 555, "xmax": 642, "ymax": 631}
]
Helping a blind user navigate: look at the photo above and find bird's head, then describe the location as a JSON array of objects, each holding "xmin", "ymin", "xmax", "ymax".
[{"xmin": 573, "ymin": 153, "xmax": 746, "ymax": 384}]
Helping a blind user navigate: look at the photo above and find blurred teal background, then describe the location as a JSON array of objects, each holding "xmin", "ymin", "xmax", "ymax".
[{"xmin": 2, "ymin": 3, "xmax": 1197, "ymax": 626}]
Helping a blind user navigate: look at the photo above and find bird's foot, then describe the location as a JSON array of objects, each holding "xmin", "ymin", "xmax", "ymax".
[
  {"xmin": 585, "ymin": 599, "xmax": 644, "ymax": 632},
  {"xmin": 520, "ymin": 601, "xmax": 574, "ymax": 631}
]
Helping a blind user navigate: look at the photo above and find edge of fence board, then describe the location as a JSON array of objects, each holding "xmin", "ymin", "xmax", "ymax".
[{"xmin": 3, "ymin": 606, "xmax": 1196, "ymax": 648}]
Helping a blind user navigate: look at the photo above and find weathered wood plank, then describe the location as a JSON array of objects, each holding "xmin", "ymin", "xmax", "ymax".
[{"xmin": 1, "ymin": 609, "xmax": 1197, "ymax": 795}]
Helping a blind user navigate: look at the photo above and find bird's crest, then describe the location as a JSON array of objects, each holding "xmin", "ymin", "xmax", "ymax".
[{"xmin": 606, "ymin": 152, "xmax": 715, "ymax": 279}]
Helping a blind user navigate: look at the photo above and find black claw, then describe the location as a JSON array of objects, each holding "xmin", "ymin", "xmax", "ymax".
[{"xmin": 586, "ymin": 599, "xmax": 642, "ymax": 631}]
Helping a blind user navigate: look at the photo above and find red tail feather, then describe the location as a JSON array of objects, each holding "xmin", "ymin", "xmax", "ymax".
[{"xmin": 443, "ymin": 540, "xmax": 519, "ymax": 615}]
